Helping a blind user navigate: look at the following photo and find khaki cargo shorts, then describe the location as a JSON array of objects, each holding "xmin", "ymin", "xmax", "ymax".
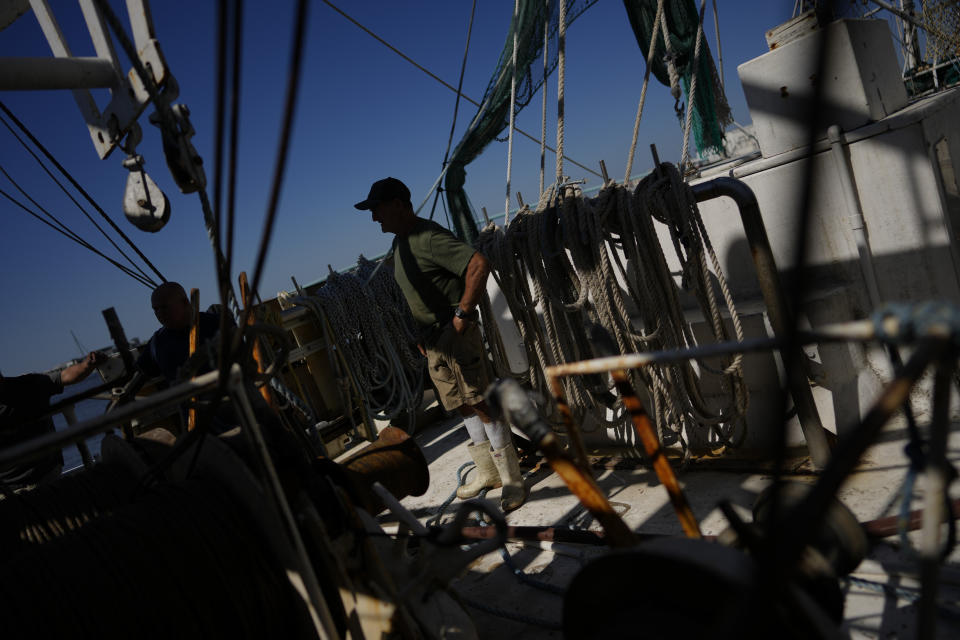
[{"xmin": 423, "ymin": 321, "xmax": 491, "ymax": 412}]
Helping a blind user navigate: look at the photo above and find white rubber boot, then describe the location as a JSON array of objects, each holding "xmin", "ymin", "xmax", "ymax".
[
  {"xmin": 491, "ymin": 444, "xmax": 528, "ymax": 513},
  {"xmin": 457, "ymin": 442, "xmax": 502, "ymax": 499}
]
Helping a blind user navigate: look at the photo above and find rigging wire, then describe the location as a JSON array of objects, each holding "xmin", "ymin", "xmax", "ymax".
[
  {"xmin": 229, "ymin": 0, "xmax": 309, "ymax": 362},
  {"xmin": 712, "ymin": 0, "xmax": 724, "ymax": 89},
  {"xmin": 320, "ymin": 0, "xmax": 602, "ymax": 180},
  {"xmin": 504, "ymin": 0, "xmax": 520, "ymax": 224},
  {"xmin": 539, "ymin": 0, "xmax": 549, "ymax": 198},
  {"xmin": 430, "ymin": 0, "xmax": 477, "ymax": 224},
  {"xmin": 225, "ymin": 0, "xmax": 244, "ymax": 318},
  {"xmin": 0, "ymin": 112, "xmax": 158, "ymax": 288},
  {"xmin": 0, "ymin": 100, "xmax": 167, "ymax": 284},
  {"xmin": 212, "ymin": 0, "xmax": 245, "ymax": 381},
  {"xmin": 624, "ymin": 0, "xmax": 665, "ymax": 183},
  {"xmin": 92, "ymin": 0, "xmax": 241, "ymax": 325},
  {"xmin": 555, "ymin": 0, "xmax": 567, "ymax": 184},
  {"xmin": 0, "ymin": 182, "xmax": 154, "ymax": 288}
]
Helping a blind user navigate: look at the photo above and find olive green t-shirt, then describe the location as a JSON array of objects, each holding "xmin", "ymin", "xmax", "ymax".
[{"xmin": 392, "ymin": 218, "xmax": 476, "ymax": 328}]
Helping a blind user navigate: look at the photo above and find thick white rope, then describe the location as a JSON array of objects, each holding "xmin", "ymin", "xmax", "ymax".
[
  {"xmin": 282, "ymin": 258, "xmax": 425, "ymax": 433},
  {"xmin": 680, "ymin": 0, "xmax": 708, "ymax": 172},
  {"xmin": 477, "ymin": 169, "xmax": 748, "ymax": 456},
  {"xmin": 555, "ymin": 0, "xmax": 567, "ymax": 185},
  {"xmin": 624, "ymin": 0, "xmax": 666, "ymax": 184},
  {"xmin": 659, "ymin": 7, "xmax": 682, "ymax": 103}
]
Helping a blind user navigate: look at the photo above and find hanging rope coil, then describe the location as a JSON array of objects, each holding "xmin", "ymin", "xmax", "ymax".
[
  {"xmin": 281, "ymin": 257, "xmax": 426, "ymax": 434},
  {"xmin": 477, "ymin": 163, "xmax": 748, "ymax": 457}
]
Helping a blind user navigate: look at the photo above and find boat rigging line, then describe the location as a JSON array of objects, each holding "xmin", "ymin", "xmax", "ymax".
[
  {"xmin": 320, "ymin": 0, "xmax": 602, "ymax": 181},
  {"xmin": 91, "ymin": 0, "xmax": 308, "ymax": 372},
  {"xmin": 0, "ymin": 168, "xmax": 155, "ymax": 288},
  {"xmin": 679, "ymin": 0, "xmax": 708, "ymax": 172},
  {"xmin": 212, "ymin": 0, "xmax": 245, "ymax": 385},
  {"xmin": 624, "ymin": 0, "xmax": 664, "ymax": 183},
  {"xmin": 90, "ymin": 0, "xmax": 239, "ymax": 323},
  {"xmin": 430, "ymin": 0, "xmax": 477, "ymax": 223},
  {"xmin": 0, "ymin": 109, "xmax": 160, "ymax": 288},
  {"xmin": 0, "ymin": 100, "xmax": 166, "ymax": 285},
  {"xmin": 554, "ymin": 0, "xmax": 567, "ymax": 189},
  {"xmin": 224, "ymin": 0, "xmax": 309, "ymax": 367}
]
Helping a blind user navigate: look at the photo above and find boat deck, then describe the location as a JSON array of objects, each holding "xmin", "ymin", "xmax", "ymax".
[{"xmin": 364, "ymin": 410, "xmax": 960, "ymax": 638}]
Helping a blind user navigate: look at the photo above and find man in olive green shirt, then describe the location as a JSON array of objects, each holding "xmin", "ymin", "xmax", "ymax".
[{"xmin": 355, "ymin": 177, "xmax": 526, "ymax": 512}]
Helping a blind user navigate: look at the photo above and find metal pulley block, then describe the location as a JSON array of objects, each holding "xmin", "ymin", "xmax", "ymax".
[
  {"xmin": 148, "ymin": 76, "xmax": 206, "ymax": 194},
  {"xmin": 122, "ymin": 153, "xmax": 170, "ymax": 232}
]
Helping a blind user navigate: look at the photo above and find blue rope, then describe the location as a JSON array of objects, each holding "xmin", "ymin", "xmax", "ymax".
[
  {"xmin": 432, "ymin": 462, "xmax": 567, "ymax": 597},
  {"xmin": 844, "ymin": 575, "xmax": 922, "ymax": 602},
  {"xmin": 498, "ymin": 546, "xmax": 567, "ymax": 596},
  {"xmin": 426, "ymin": 462, "xmax": 477, "ymax": 528},
  {"xmin": 872, "ymin": 301, "xmax": 960, "ymax": 346},
  {"xmin": 898, "ymin": 464, "xmax": 921, "ymax": 555}
]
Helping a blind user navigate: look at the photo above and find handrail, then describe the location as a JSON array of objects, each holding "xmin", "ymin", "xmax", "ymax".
[{"xmin": 690, "ymin": 176, "xmax": 833, "ymax": 468}]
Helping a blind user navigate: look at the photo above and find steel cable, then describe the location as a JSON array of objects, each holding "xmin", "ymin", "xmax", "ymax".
[
  {"xmin": 0, "ymin": 112, "xmax": 159, "ymax": 287},
  {"xmin": 0, "ymin": 100, "xmax": 167, "ymax": 284}
]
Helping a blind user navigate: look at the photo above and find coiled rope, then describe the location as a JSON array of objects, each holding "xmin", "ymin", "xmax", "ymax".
[
  {"xmin": 280, "ymin": 256, "xmax": 425, "ymax": 433},
  {"xmin": 476, "ymin": 163, "xmax": 747, "ymax": 458}
]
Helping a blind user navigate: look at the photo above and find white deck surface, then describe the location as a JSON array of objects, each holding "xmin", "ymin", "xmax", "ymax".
[{"xmin": 360, "ymin": 407, "xmax": 960, "ymax": 639}]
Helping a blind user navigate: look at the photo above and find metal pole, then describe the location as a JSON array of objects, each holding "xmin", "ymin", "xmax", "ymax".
[
  {"xmin": 772, "ymin": 337, "xmax": 944, "ymax": 575},
  {"xmin": 488, "ymin": 378, "xmax": 638, "ymax": 547},
  {"xmin": 0, "ymin": 369, "xmax": 223, "ymax": 471},
  {"xmin": 61, "ymin": 405, "xmax": 94, "ymax": 468},
  {"xmin": 227, "ymin": 369, "xmax": 340, "ymax": 639},
  {"xmin": 0, "ymin": 56, "xmax": 118, "ymax": 90},
  {"xmin": 917, "ymin": 352, "xmax": 954, "ymax": 639},
  {"xmin": 690, "ymin": 177, "xmax": 833, "ymax": 468}
]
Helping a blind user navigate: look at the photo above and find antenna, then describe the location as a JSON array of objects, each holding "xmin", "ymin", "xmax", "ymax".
[{"xmin": 70, "ymin": 329, "xmax": 88, "ymax": 357}]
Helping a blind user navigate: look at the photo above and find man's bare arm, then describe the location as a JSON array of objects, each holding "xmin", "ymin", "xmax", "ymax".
[{"xmin": 452, "ymin": 252, "xmax": 491, "ymax": 334}]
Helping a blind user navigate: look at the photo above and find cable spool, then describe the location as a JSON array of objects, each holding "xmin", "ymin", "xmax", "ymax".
[
  {"xmin": 0, "ymin": 460, "xmax": 138, "ymax": 551},
  {"xmin": 0, "ymin": 471, "xmax": 316, "ymax": 639}
]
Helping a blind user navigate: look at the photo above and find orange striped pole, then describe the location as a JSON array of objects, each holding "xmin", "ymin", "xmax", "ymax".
[
  {"xmin": 239, "ymin": 272, "xmax": 274, "ymax": 406},
  {"xmin": 187, "ymin": 288, "xmax": 200, "ymax": 431}
]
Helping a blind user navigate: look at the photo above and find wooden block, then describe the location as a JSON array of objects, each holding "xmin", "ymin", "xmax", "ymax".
[{"xmin": 765, "ymin": 10, "xmax": 820, "ymax": 50}]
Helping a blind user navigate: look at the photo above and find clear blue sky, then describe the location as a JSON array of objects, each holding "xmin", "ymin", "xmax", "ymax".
[{"xmin": 0, "ymin": 0, "xmax": 797, "ymax": 375}]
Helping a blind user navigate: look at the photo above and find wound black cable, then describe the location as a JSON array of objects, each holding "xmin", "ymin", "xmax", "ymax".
[
  {"xmin": 0, "ymin": 183, "xmax": 155, "ymax": 288},
  {"xmin": 225, "ymin": 0, "xmax": 244, "ymax": 302},
  {"xmin": 0, "ymin": 113, "xmax": 159, "ymax": 287},
  {"xmin": 230, "ymin": 0, "xmax": 309, "ymax": 363},
  {"xmin": 217, "ymin": 0, "xmax": 245, "ymax": 389},
  {"xmin": 212, "ymin": 0, "xmax": 228, "ymax": 254},
  {"xmin": 213, "ymin": 0, "xmax": 231, "ymax": 377},
  {"xmin": 0, "ymin": 475, "xmax": 315, "ymax": 639},
  {"xmin": 0, "ymin": 99, "xmax": 167, "ymax": 284}
]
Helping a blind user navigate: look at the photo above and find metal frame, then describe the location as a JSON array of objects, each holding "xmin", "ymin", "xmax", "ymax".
[
  {"xmin": 689, "ymin": 176, "xmax": 834, "ymax": 468},
  {"xmin": 542, "ymin": 311, "xmax": 959, "ymax": 637},
  {"xmin": 0, "ymin": 0, "xmax": 169, "ymax": 158},
  {"xmin": 0, "ymin": 364, "xmax": 340, "ymax": 639}
]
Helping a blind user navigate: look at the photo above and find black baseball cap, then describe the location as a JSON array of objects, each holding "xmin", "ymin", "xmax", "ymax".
[{"xmin": 354, "ymin": 177, "xmax": 411, "ymax": 210}]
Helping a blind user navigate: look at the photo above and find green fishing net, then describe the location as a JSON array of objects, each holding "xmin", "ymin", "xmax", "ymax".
[
  {"xmin": 444, "ymin": 0, "xmax": 731, "ymax": 243},
  {"xmin": 444, "ymin": 0, "xmax": 597, "ymax": 244},
  {"xmin": 623, "ymin": 0, "xmax": 732, "ymax": 159}
]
